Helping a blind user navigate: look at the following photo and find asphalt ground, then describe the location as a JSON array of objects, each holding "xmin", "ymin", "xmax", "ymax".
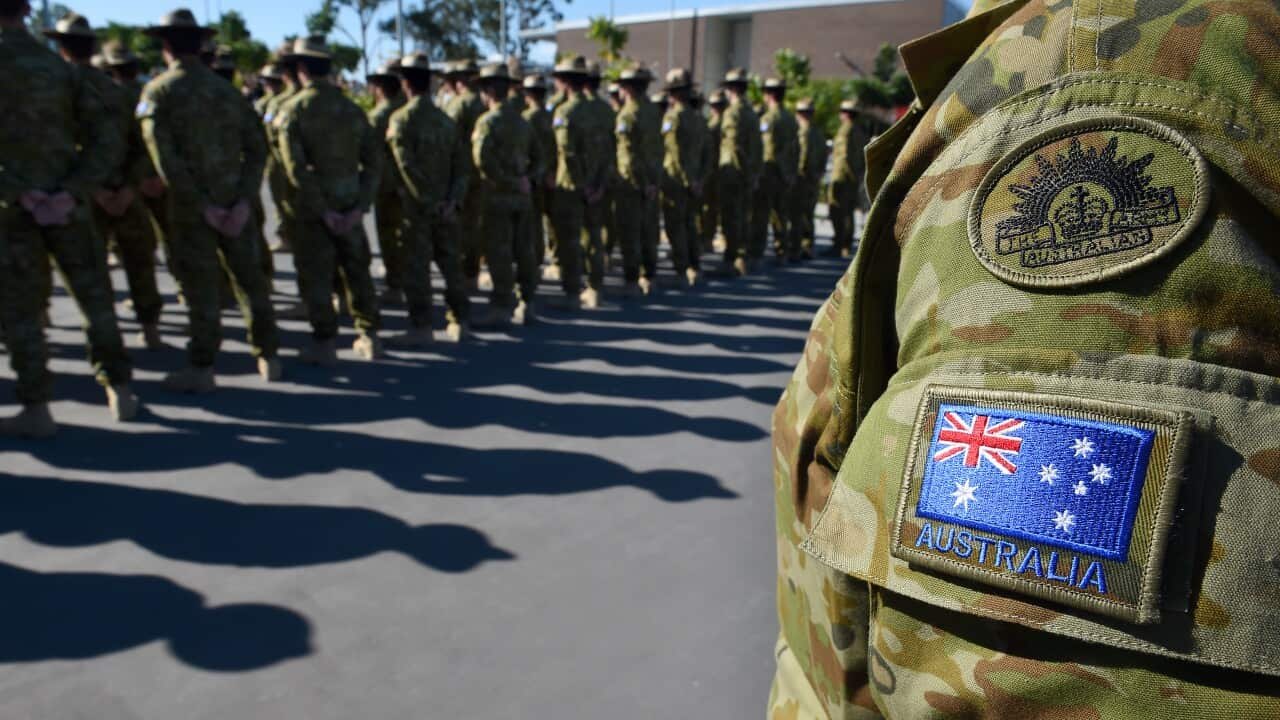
[{"xmin": 0, "ymin": 208, "xmax": 848, "ymax": 719}]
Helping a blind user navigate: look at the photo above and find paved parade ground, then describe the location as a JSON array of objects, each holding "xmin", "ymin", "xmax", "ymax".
[{"xmin": 0, "ymin": 211, "xmax": 846, "ymax": 718}]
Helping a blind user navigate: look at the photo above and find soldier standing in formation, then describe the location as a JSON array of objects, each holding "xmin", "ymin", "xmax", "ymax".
[
  {"xmin": 792, "ymin": 98, "xmax": 828, "ymax": 260},
  {"xmin": 578, "ymin": 61, "xmax": 614, "ymax": 308},
  {"xmin": 716, "ymin": 68, "xmax": 762, "ymax": 277},
  {"xmin": 366, "ymin": 59, "xmax": 407, "ymax": 305},
  {"xmin": 384, "ymin": 53, "xmax": 470, "ymax": 346},
  {"xmin": 441, "ymin": 61, "xmax": 485, "ymax": 290},
  {"xmin": 701, "ymin": 90, "xmax": 727, "ymax": 254},
  {"xmin": 546, "ymin": 56, "xmax": 592, "ymax": 311},
  {"xmin": 752, "ymin": 77, "xmax": 798, "ymax": 263},
  {"xmin": 521, "ymin": 75, "xmax": 556, "ymax": 270},
  {"xmin": 275, "ymin": 36, "xmax": 383, "ymax": 365},
  {"xmin": 138, "ymin": 8, "xmax": 280, "ymax": 392},
  {"xmin": 658, "ymin": 68, "xmax": 709, "ymax": 289},
  {"xmin": 471, "ymin": 64, "xmax": 541, "ymax": 328},
  {"xmin": 826, "ymin": 99, "xmax": 868, "ymax": 258},
  {"xmin": 612, "ymin": 67, "xmax": 662, "ymax": 297}
]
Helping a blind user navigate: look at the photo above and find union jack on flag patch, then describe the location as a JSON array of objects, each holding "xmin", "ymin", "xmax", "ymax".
[{"xmin": 932, "ymin": 411, "xmax": 1025, "ymax": 474}]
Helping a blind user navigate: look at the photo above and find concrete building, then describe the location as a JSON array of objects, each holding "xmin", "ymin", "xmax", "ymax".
[{"xmin": 523, "ymin": 0, "xmax": 964, "ymax": 88}]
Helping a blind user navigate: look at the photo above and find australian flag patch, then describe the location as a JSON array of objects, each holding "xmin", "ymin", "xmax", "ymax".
[{"xmin": 893, "ymin": 387, "xmax": 1192, "ymax": 624}]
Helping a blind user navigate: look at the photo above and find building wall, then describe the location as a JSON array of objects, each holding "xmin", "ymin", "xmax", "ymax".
[{"xmin": 551, "ymin": 0, "xmax": 947, "ymax": 87}]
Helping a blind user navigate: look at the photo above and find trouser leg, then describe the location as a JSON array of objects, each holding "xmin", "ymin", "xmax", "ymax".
[
  {"xmin": 551, "ymin": 190, "xmax": 585, "ymax": 296},
  {"xmin": 484, "ymin": 205, "xmax": 517, "ymax": 308},
  {"xmin": 217, "ymin": 222, "xmax": 280, "ymax": 359},
  {"xmin": 169, "ymin": 216, "xmax": 224, "ymax": 366},
  {"xmin": 432, "ymin": 219, "xmax": 470, "ymax": 325},
  {"xmin": 292, "ymin": 216, "xmax": 340, "ymax": 341},
  {"xmin": 616, "ymin": 187, "xmax": 643, "ymax": 284},
  {"xmin": 0, "ymin": 210, "xmax": 53, "ymax": 404},
  {"xmin": 335, "ymin": 224, "xmax": 381, "ymax": 336}
]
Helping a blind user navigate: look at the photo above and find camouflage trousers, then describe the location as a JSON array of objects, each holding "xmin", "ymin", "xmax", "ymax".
[
  {"xmin": 292, "ymin": 215, "xmax": 381, "ymax": 340},
  {"xmin": 548, "ymin": 189, "xmax": 585, "ymax": 296},
  {"xmin": 661, "ymin": 185, "xmax": 700, "ymax": 274},
  {"xmin": 601, "ymin": 188, "xmax": 617, "ymax": 260},
  {"xmin": 267, "ymin": 160, "xmax": 293, "ymax": 247},
  {"xmin": 168, "ymin": 206, "xmax": 280, "ymax": 366},
  {"xmin": 700, "ymin": 171, "xmax": 719, "ymax": 252},
  {"xmin": 400, "ymin": 211, "xmax": 469, "ymax": 328},
  {"xmin": 751, "ymin": 171, "xmax": 792, "ymax": 260},
  {"xmin": 531, "ymin": 186, "xmax": 550, "ymax": 264},
  {"xmin": 613, "ymin": 185, "xmax": 646, "ymax": 283},
  {"xmin": 718, "ymin": 170, "xmax": 749, "ymax": 265},
  {"xmin": 460, "ymin": 190, "xmax": 484, "ymax": 281},
  {"xmin": 482, "ymin": 198, "xmax": 537, "ymax": 309},
  {"xmin": 581, "ymin": 194, "xmax": 608, "ymax": 292},
  {"xmin": 829, "ymin": 179, "xmax": 859, "ymax": 253},
  {"xmin": 374, "ymin": 190, "xmax": 405, "ymax": 290},
  {"xmin": 93, "ymin": 195, "xmax": 163, "ymax": 325},
  {"xmin": 790, "ymin": 180, "xmax": 821, "ymax": 256},
  {"xmin": 642, "ymin": 192, "xmax": 660, "ymax": 280},
  {"xmin": 0, "ymin": 204, "xmax": 131, "ymax": 404}
]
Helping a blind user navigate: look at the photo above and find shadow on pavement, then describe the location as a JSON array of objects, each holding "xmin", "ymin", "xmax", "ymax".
[{"xmin": 0, "ymin": 560, "xmax": 311, "ymax": 672}]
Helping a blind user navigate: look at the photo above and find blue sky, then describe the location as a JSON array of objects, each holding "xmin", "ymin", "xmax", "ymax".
[{"xmin": 60, "ymin": 0, "xmax": 968, "ymax": 65}]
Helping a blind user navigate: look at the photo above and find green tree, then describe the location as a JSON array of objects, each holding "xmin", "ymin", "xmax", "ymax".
[
  {"xmin": 211, "ymin": 11, "xmax": 271, "ymax": 75},
  {"xmin": 585, "ymin": 16, "xmax": 627, "ymax": 64},
  {"xmin": 847, "ymin": 43, "xmax": 913, "ymax": 110},
  {"xmin": 306, "ymin": 0, "xmax": 388, "ymax": 77},
  {"xmin": 382, "ymin": 0, "xmax": 479, "ymax": 61}
]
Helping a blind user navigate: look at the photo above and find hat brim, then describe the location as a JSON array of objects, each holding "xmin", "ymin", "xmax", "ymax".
[
  {"xmin": 42, "ymin": 29, "xmax": 98, "ymax": 40},
  {"xmin": 281, "ymin": 50, "xmax": 332, "ymax": 62},
  {"xmin": 663, "ymin": 81, "xmax": 691, "ymax": 91},
  {"xmin": 366, "ymin": 71, "xmax": 397, "ymax": 81},
  {"xmin": 143, "ymin": 25, "xmax": 217, "ymax": 37}
]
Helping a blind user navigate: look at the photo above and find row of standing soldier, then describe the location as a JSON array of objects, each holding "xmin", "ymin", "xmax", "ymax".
[{"xmin": 0, "ymin": 4, "xmax": 870, "ymax": 437}]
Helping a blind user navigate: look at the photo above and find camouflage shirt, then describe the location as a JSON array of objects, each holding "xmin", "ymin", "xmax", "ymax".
[
  {"xmin": 443, "ymin": 87, "xmax": 485, "ymax": 188},
  {"xmin": 551, "ymin": 92, "xmax": 592, "ymax": 193},
  {"xmin": 614, "ymin": 95, "xmax": 662, "ymax": 191},
  {"xmin": 718, "ymin": 95, "xmax": 761, "ymax": 179},
  {"xmin": 472, "ymin": 99, "xmax": 540, "ymax": 209},
  {"xmin": 796, "ymin": 119, "xmax": 828, "ymax": 188},
  {"xmin": 117, "ymin": 78, "xmax": 158, "ymax": 186},
  {"xmin": 386, "ymin": 95, "xmax": 468, "ymax": 217},
  {"xmin": 277, "ymin": 81, "xmax": 381, "ymax": 217},
  {"xmin": 368, "ymin": 93, "xmax": 407, "ymax": 199},
  {"xmin": 138, "ymin": 56, "xmax": 266, "ymax": 209},
  {"xmin": 661, "ymin": 102, "xmax": 708, "ymax": 192},
  {"xmin": 77, "ymin": 66, "xmax": 130, "ymax": 191},
  {"xmin": 522, "ymin": 101, "xmax": 556, "ymax": 185},
  {"xmin": 0, "ymin": 26, "xmax": 120, "ymax": 205},
  {"xmin": 830, "ymin": 115, "xmax": 868, "ymax": 187},
  {"xmin": 581, "ymin": 92, "xmax": 616, "ymax": 190},
  {"xmin": 759, "ymin": 103, "xmax": 798, "ymax": 185}
]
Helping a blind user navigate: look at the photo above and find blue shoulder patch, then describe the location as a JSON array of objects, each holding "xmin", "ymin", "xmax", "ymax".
[
  {"xmin": 917, "ymin": 403, "xmax": 1152, "ymax": 560},
  {"xmin": 891, "ymin": 386, "xmax": 1192, "ymax": 625}
]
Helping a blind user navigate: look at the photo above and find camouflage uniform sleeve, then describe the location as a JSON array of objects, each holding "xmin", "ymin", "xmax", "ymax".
[
  {"xmin": 557, "ymin": 109, "xmax": 586, "ymax": 190},
  {"xmin": 664, "ymin": 111, "xmax": 691, "ymax": 188},
  {"xmin": 356, "ymin": 112, "xmax": 381, "ymax": 212},
  {"xmin": 279, "ymin": 104, "xmax": 327, "ymax": 216},
  {"xmin": 63, "ymin": 67, "xmax": 122, "ymax": 196},
  {"xmin": 472, "ymin": 114, "xmax": 510, "ymax": 190},
  {"xmin": 388, "ymin": 110, "xmax": 430, "ymax": 205},
  {"xmin": 448, "ymin": 118, "xmax": 470, "ymax": 206},
  {"xmin": 237, "ymin": 96, "xmax": 268, "ymax": 202},
  {"xmin": 139, "ymin": 85, "xmax": 208, "ymax": 208}
]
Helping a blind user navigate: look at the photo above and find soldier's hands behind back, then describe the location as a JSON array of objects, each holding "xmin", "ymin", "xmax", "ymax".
[{"xmin": 23, "ymin": 190, "xmax": 75, "ymax": 227}]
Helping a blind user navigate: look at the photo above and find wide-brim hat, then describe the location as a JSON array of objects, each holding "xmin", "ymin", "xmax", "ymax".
[
  {"xmin": 551, "ymin": 55, "xmax": 588, "ymax": 78},
  {"xmin": 282, "ymin": 36, "xmax": 331, "ymax": 61},
  {"xmin": 367, "ymin": 57, "xmax": 401, "ymax": 81},
  {"xmin": 43, "ymin": 12, "xmax": 96, "ymax": 40},
  {"xmin": 394, "ymin": 52, "xmax": 433, "ymax": 75},
  {"xmin": 477, "ymin": 63, "xmax": 512, "ymax": 84},
  {"xmin": 708, "ymin": 89, "xmax": 728, "ymax": 107},
  {"xmin": 795, "ymin": 99, "xmax": 815, "ymax": 113},
  {"xmin": 260, "ymin": 63, "xmax": 284, "ymax": 80},
  {"xmin": 663, "ymin": 67, "xmax": 692, "ymax": 91},
  {"xmin": 144, "ymin": 8, "xmax": 216, "ymax": 37},
  {"xmin": 649, "ymin": 92, "xmax": 666, "ymax": 105},
  {"xmin": 839, "ymin": 99, "xmax": 859, "ymax": 113},
  {"xmin": 722, "ymin": 67, "xmax": 749, "ymax": 86},
  {"xmin": 763, "ymin": 77, "xmax": 786, "ymax": 91},
  {"xmin": 619, "ymin": 66, "xmax": 652, "ymax": 86},
  {"xmin": 522, "ymin": 74, "xmax": 547, "ymax": 91},
  {"xmin": 443, "ymin": 59, "xmax": 479, "ymax": 77},
  {"xmin": 102, "ymin": 41, "xmax": 140, "ymax": 67}
]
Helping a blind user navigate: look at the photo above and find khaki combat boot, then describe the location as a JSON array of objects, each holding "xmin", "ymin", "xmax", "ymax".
[
  {"xmin": 712, "ymin": 236, "xmax": 727, "ymax": 253},
  {"xmin": 332, "ymin": 293, "xmax": 350, "ymax": 317},
  {"xmin": 542, "ymin": 264, "xmax": 561, "ymax": 281},
  {"xmin": 299, "ymin": 338, "xmax": 339, "ymax": 367},
  {"xmin": 444, "ymin": 321, "xmax": 469, "ymax": 343},
  {"xmin": 352, "ymin": 334, "xmax": 385, "ymax": 361},
  {"xmin": 477, "ymin": 270, "xmax": 494, "ymax": 292},
  {"xmin": 472, "ymin": 304, "xmax": 513, "ymax": 329},
  {"xmin": 579, "ymin": 287, "xmax": 600, "ymax": 309},
  {"xmin": 512, "ymin": 300, "xmax": 536, "ymax": 326},
  {"xmin": 258, "ymin": 356, "xmax": 283, "ymax": 382},
  {"xmin": 734, "ymin": 257, "xmax": 750, "ymax": 276},
  {"xmin": 387, "ymin": 326, "xmax": 434, "ymax": 348},
  {"xmin": 685, "ymin": 268, "xmax": 700, "ymax": 288},
  {"xmin": 638, "ymin": 277, "xmax": 655, "ymax": 296},
  {"xmin": 0, "ymin": 403, "xmax": 57, "ymax": 438},
  {"xmin": 162, "ymin": 366, "xmax": 216, "ymax": 394},
  {"xmin": 139, "ymin": 323, "xmax": 163, "ymax": 351},
  {"xmin": 107, "ymin": 384, "xmax": 140, "ymax": 421}
]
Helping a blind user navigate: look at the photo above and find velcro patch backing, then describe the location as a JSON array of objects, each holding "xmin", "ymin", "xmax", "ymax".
[{"xmin": 891, "ymin": 386, "xmax": 1192, "ymax": 624}]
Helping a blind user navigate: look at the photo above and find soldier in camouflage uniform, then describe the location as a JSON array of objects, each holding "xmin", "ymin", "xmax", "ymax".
[
  {"xmin": 275, "ymin": 36, "xmax": 383, "ymax": 364},
  {"xmin": 751, "ymin": 77, "xmax": 799, "ymax": 263},
  {"xmin": 0, "ymin": 6, "xmax": 138, "ymax": 436},
  {"xmin": 792, "ymin": 98, "xmax": 828, "ymax": 260},
  {"xmin": 89, "ymin": 40, "xmax": 168, "ymax": 351},
  {"xmin": 471, "ymin": 64, "xmax": 542, "ymax": 328},
  {"xmin": 262, "ymin": 47, "xmax": 300, "ymax": 255},
  {"xmin": 579, "ymin": 61, "xmax": 615, "ymax": 308},
  {"xmin": 546, "ymin": 55, "xmax": 594, "ymax": 311},
  {"xmin": 826, "ymin": 99, "xmax": 868, "ymax": 259},
  {"xmin": 770, "ymin": 0, "xmax": 1280, "ymax": 717},
  {"xmin": 384, "ymin": 53, "xmax": 470, "ymax": 346},
  {"xmin": 521, "ymin": 74, "xmax": 556, "ymax": 271},
  {"xmin": 138, "ymin": 9, "xmax": 281, "ymax": 392},
  {"xmin": 717, "ymin": 68, "xmax": 762, "ymax": 276},
  {"xmin": 659, "ymin": 68, "xmax": 709, "ymax": 288},
  {"xmin": 701, "ymin": 90, "xmax": 727, "ymax": 254},
  {"xmin": 442, "ymin": 60, "xmax": 486, "ymax": 289},
  {"xmin": 366, "ymin": 59, "xmax": 407, "ymax": 305},
  {"xmin": 613, "ymin": 67, "xmax": 663, "ymax": 297},
  {"xmin": 254, "ymin": 62, "xmax": 284, "ymax": 117}
]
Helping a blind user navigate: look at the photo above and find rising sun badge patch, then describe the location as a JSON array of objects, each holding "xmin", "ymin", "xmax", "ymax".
[
  {"xmin": 969, "ymin": 117, "xmax": 1209, "ymax": 288},
  {"xmin": 891, "ymin": 386, "xmax": 1192, "ymax": 624}
]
